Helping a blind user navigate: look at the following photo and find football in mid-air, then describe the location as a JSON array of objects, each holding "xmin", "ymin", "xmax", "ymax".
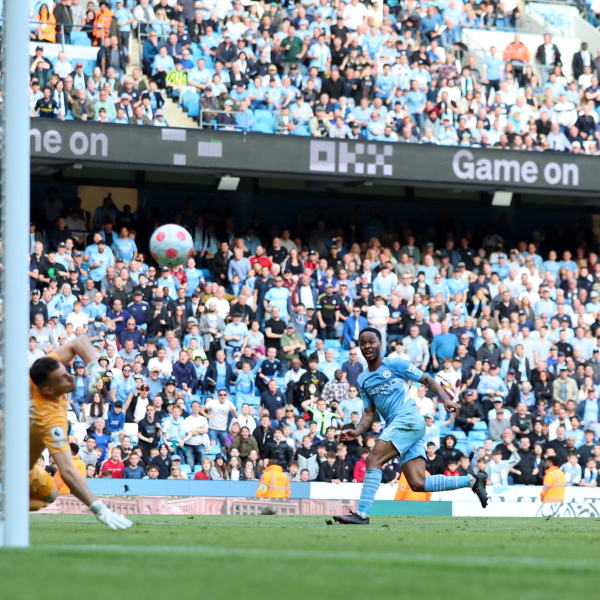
[{"xmin": 149, "ymin": 224, "xmax": 194, "ymax": 267}]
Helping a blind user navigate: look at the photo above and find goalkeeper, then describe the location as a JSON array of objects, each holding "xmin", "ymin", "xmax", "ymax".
[{"xmin": 27, "ymin": 337, "xmax": 132, "ymax": 530}]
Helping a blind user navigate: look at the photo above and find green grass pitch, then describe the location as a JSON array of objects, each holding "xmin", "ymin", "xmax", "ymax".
[{"xmin": 1, "ymin": 515, "xmax": 598, "ymax": 600}]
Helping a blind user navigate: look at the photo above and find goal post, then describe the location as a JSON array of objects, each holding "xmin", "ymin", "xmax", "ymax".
[{"xmin": 0, "ymin": 0, "xmax": 32, "ymax": 547}]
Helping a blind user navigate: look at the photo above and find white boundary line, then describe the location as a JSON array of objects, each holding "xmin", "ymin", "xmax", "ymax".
[{"xmin": 35, "ymin": 544, "xmax": 597, "ymax": 570}]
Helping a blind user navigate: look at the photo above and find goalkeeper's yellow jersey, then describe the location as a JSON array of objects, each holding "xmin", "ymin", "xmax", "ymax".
[{"xmin": 30, "ymin": 352, "xmax": 69, "ymax": 469}]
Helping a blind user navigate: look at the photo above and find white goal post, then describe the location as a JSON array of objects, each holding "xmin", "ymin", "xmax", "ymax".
[{"xmin": 0, "ymin": 0, "xmax": 32, "ymax": 547}]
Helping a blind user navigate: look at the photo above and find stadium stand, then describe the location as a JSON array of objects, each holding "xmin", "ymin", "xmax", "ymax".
[
  {"xmin": 27, "ymin": 178, "xmax": 600, "ymax": 489},
  {"xmin": 25, "ymin": 0, "xmax": 600, "ymax": 153},
  {"xmin": 22, "ymin": 1, "xmax": 600, "ymax": 490}
]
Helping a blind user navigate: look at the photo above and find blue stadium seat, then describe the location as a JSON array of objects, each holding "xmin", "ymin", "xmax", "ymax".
[
  {"xmin": 253, "ymin": 109, "xmax": 274, "ymax": 123},
  {"xmin": 70, "ymin": 31, "xmax": 91, "ymax": 46},
  {"xmin": 251, "ymin": 122, "xmax": 275, "ymax": 134},
  {"xmin": 473, "ymin": 421, "xmax": 488, "ymax": 431},
  {"xmin": 187, "ymin": 97, "xmax": 200, "ymax": 118},
  {"xmin": 293, "ymin": 124, "xmax": 311, "ymax": 136},
  {"xmin": 194, "ymin": 465, "xmax": 203, "ymax": 473},
  {"xmin": 180, "ymin": 464, "xmax": 192, "ymax": 475},
  {"xmin": 455, "ymin": 441, "xmax": 468, "ymax": 454},
  {"xmin": 468, "ymin": 431, "xmax": 488, "ymax": 441},
  {"xmin": 80, "ymin": 59, "xmax": 94, "ymax": 76},
  {"xmin": 469, "ymin": 439, "xmax": 486, "ymax": 451},
  {"xmin": 452, "ymin": 431, "xmax": 467, "ymax": 441},
  {"xmin": 182, "ymin": 91, "xmax": 196, "ymax": 110},
  {"xmin": 324, "ymin": 340, "xmax": 341, "ymax": 349}
]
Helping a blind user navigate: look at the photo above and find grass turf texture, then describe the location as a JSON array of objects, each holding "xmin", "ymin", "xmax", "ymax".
[{"xmin": 1, "ymin": 514, "xmax": 598, "ymax": 599}]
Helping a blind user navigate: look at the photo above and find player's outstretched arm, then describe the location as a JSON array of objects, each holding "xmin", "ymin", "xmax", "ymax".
[
  {"xmin": 420, "ymin": 373, "xmax": 461, "ymax": 414},
  {"xmin": 51, "ymin": 337, "xmax": 105, "ymax": 394},
  {"xmin": 53, "ymin": 450, "xmax": 132, "ymax": 530},
  {"xmin": 341, "ymin": 406, "xmax": 376, "ymax": 441},
  {"xmin": 52, "ymin": 336, "xmax": 98, "ymax": 366}
]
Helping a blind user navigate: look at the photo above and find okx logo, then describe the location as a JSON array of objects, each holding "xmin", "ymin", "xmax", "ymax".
[{"xmin": 309, "ymin": 141, "xmax": 393, "ymax": 176}]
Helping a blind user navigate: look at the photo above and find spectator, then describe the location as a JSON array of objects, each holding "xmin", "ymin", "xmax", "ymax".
[{"xmin": 200, "ymin": 389, "xmax": 238, "ymax": 448}]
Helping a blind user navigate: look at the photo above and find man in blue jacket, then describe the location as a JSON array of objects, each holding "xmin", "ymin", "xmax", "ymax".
[
  {"xmin": 173, "ymin": 350, "xmax": 198, "ymax": 392},
  {"xmin": 343, "ymin": 305, "xmax": 369, "ymax": 348},
  {"xmin": 576, "ymin": 387, "xmax": 600, "ymax": 428},
  {"xmin": 106, "ymin": 401, "xmax": 126, "ymax": 444}
]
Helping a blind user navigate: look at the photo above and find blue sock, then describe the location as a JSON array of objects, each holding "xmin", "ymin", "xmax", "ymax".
[
  {"xmin": 357, "ymin": 469, "xmax": 383, "ymax": 517},
  {"xmin": 424, "ymin": 475, "xmax": 472, "ymax": 493}
]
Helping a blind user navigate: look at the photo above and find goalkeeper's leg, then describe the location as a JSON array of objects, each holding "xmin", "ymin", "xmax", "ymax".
[{"xmin": 29, "ymin": 466, "xmax": 58, "ymax": 511}]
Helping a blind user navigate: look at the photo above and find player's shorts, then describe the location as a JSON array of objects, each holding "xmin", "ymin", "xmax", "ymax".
[
  {"xmin": 379, "ymin": 412, "xmax": 426, "ymax": 468},
  {"xmin": 29, "ymin": 465, "xmax": 56, "ymax": 501}
]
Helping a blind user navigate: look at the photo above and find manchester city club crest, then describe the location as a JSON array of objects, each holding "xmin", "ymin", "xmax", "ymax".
[{"xmin": 382, "ymin": 369, "xmax": 392, "ymax": 378}]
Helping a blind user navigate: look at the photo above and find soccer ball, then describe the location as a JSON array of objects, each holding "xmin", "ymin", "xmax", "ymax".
[{"xmin": 149, "ymin": 224, "xmax": 194, "ymax": 267}]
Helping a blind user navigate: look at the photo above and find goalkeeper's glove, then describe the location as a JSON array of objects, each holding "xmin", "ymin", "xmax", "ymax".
[
  {"xmin": 87, "ymin": 360, "xmax": 106, "ymax": 395},
  {"xmin": 90, "ymin": 500, "xmax": 133, "ymax": 530}
]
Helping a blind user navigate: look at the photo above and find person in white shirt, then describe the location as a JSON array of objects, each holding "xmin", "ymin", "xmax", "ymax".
[
  {"xmin": 199, "ymin": 390, "xmax": 238, "ymax": 447},
  {"xmin": 366, "ymin": 296, "xmax": 390, "ymax": 350},
  {"xmin": 28, "ymin": 336, "xmax": 45, "ymax": 366},
  {"xmin": 230, "ymin": 402, "xmax": 258, "ymax": 434},
  {"xmin": 208, "ymin": 288, "xmax": 231, "ymax": 319},
  {"xmin": 183, "ymin": 400, "xmax": 210, "ymax": 469},
  {"xmin": 413, "ymin": 383, "xmax": 437, "ymax": 417},
  {"xmin": 66, "ymin": 300, "xmax": 90, "ymax": 332},
  {"xmin": 343, "ymin": 0, "xmax": 369, "ymax": 30},
  {"xmin": 53, "ymin": 52, "xmax": 73, "ymax": 79},
  {"xmin": 147, "ymin": 347, "xmax": 173, "ymax": 377}
]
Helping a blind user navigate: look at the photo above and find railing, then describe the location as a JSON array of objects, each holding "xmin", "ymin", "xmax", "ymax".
[
  {"xmin": 136, "ymin": 26, "xmax": 171, "ymax": 69},
  {"xmin": 199, "ymin": 108, "xmax": 251, "ymax": 132}
]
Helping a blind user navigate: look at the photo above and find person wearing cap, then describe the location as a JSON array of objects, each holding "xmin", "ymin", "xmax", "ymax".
[
  {"xmin": 222, "ymin": 313, "xmax": 249, "ymax": 365},
  {"xmin": 215, "ymin": 98, "xmax": 236, "ymax": 128},
  {"xmin": 126, "ymin": 288, "xmax": 151, "ymax": 329},
  {"xmin": 488, "ymin": 403, "xmax": 512, "ymax": 441},
  {"xmin": 309, "ymin": 104, "xmax": 332, "ymax": 137},
  {"xmin": 113, "ymin": 0, "xmax": 135, "ymax": 47},
  {"xmin": 455, "ymin": 388, "xmax": 483, "ymax": 434},
  {"xmin": 477, "ymin": 361, "xmax": 508, "ymax": 416},
  {"xmin": 125, "ymin": 381, "xmax": 152, "ymax": 425},
  {"xmin": 31, "ymin": 45, "xmax": 54, "ymax": 88},
  {"xmin": 199, "ymin": 83, "xmax": 220, "ymax": 124}
]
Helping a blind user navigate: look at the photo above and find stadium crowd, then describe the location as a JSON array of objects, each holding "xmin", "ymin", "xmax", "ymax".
[
  {"xmin": 27, "ymin": 190, "xmax": 600, "ymax": 492},
  {"xmin": 28, "ymin": 1, "xmax": 600, "ymax": 153}
]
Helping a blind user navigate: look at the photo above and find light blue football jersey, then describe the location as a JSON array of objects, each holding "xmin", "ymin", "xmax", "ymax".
[{"xmin": 357, "ymin": 357, "xmax": 423, "ymax": 423}]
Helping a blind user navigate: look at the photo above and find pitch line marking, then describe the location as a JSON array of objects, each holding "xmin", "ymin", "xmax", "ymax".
[{"xmin": 34, "ymin": 544, "xmax": 597, "ymax": 570}]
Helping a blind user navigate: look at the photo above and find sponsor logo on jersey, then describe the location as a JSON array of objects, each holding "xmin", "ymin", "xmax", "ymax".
[
  {"xmin": 50, "ymin": 426, "xmax": 65, "ymax": 441},
  {"xmin": 368, "ymin": 379, "xmax": 399, "ymax": 396}
]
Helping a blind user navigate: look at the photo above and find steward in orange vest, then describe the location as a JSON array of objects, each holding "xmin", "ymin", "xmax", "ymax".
[
  {"xmin": 36, "ymin": 6, "xmax": 57, "ymax": 43},
  {"xmin": 54, "ymin": 452, "xmax": 86, "ymax": 495},
  {"xmin": 256, "ymin": 460, "xmax": 291, "ymax": 499},
  {"xmin": 395, "ymin": 470, "xmax": 432, "ymax": 501},
  {"xmin": 540, "ymin": 456, "xmax": 566, "ymax": 503},
  {"xmin": 93, "ymin": 3, "xmax": 113, "ymax": 45}
]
